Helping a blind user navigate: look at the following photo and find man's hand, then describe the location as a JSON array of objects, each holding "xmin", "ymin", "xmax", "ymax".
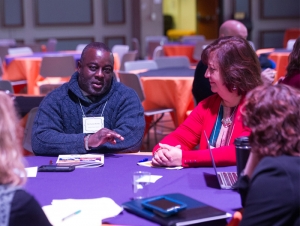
[
  {"xmin": 152, "ymin": 143, "xmax": 182, "ymax": 167},
  {"xmin": 88, "ymin": 128, "xmax": 124, "ymax": 148},
  {"xmin": 261, "ymin": 68, "xmax": 276, "ymax": 85}
]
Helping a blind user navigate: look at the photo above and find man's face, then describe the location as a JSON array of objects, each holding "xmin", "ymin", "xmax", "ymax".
[{"xmin": 77, "ymin": 48, "xmax": 114, "ymax": 96}]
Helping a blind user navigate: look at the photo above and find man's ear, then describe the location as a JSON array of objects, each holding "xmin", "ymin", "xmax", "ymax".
[{"xmin": 77, "ymin": 60, "xmax": 82, "ymax": 72}]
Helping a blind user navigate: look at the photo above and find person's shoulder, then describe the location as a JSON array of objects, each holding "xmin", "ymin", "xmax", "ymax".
[
  {"xmin": 11, "ymin": 189, "xmax": 35, "ymax": 210},
  {"xmin": 10, "ymin": 189, "xmax": 52, "ymax": 226},
  {"xmin": 254, "ymin": 155, "xmax": 300, "ymax": 176}
]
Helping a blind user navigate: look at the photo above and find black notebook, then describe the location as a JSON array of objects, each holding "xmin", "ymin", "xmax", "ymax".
[{"xmin": 122, "ymin": 193, "xmax": 231, "ymax": 226}]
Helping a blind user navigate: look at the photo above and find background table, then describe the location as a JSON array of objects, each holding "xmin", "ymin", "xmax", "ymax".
[
  {"xmin": 268, "ymin": 49, "xmax": 291, "ymax": 82},
  {"xmin": 256, "ymin": 48, "xmax": 291, "ymax": 82},
  {"xmin": 138, "ymin": 67, "xmax": 195, "ymax": 126},
  {"xmin": 2, "ymin": 52, "xmax": 120, "ymax": 94},
  {"xmin": 24, "ymin": 154, "xmax": 241, "ymax": 226}
]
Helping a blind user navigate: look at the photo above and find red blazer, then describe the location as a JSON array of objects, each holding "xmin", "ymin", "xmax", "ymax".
[{"xmin": 152, "ymin": 94, "xmax": 250, "ymax": 167}]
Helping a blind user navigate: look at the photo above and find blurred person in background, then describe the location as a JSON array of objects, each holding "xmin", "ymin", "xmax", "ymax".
[
  {"xmin": 278, "ymin": 37, "xmax": 300, "ymax": 89},
  {"xmin": 237, "ymin": 84, "xmax": 300, "ymax": 226},
  {"xmin": 192, "ymin": 19, "xmax": 276, "ymax": 104}
]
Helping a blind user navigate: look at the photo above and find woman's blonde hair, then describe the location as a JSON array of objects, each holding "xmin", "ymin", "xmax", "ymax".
[{"xmin": 0, "ymin": 91, "xmax": 26, "ymax": 185}]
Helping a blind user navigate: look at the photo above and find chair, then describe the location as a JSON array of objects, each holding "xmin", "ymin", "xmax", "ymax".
[
  {"xmin": 0, "ymin": 80, "xmax": 14, "ymax": 93},
  {"xmin": 0, "ymin": 46, "xmax": 9, "ymax": 63},
  {"xmin": 119, "ymin": 50, "xmax": 138, "ymax": 71},
  {"xmin": 248, "ymin": 40, "xmax": 256, "ymax": 50},
  {"xmin": 23, "ymin": 107, "xmax": 38, "ymax": 153},
  {"xmin": 39, "ymin": 84, "xmax": 62, "ymax": 95},
  {"xmin": 118, "ymin": 72, "xmax": 174, "ymax": 146},
  {"xmin": 28, "ymin": 43, "xmax": 43, "ymax": 52},
  {"xmin": 8, "ymin": 47, "xmax": 33, "ymax": 56},
  {"xmin": 145, "ymin": 36, "xmax": 168, "ymax": 59},
  {"xmin": 181, "ymin": 35, "xmax": 205, "ymax": 44},
  {"xmin": 76, "ymin": 44, "xmax": 88, "ymax": 52},
  {"xmin": 287, "ymin": 39, "xmax": 296, "ymax": 50},
  {"xmin": 124, "ymin": 60, "xmax": 158, "ymax": 72},
  {"xmin": 112, "ymin": 45, "xmax": 130, "ymax": 64},
  {"xmin": 152, "ymin": 46, "xmax": 164, "ymax": 59},
  {"xmin": 40, "ymin": 55, "xmax": 76, "ymax": 78},
  {"xmin": 46, "ymin": 38, "xmax": 57, "ymax": 52},
  {"xmin": 154, "ymin": 56, "xmax": 190, "ymax": 69},
  {"xmin": 132, "ymin": 38, "xmax": 140, "ymax": 59},
  {"xmin": 37, "ymin": 55, "xmax": 76, "ymax": 94}
]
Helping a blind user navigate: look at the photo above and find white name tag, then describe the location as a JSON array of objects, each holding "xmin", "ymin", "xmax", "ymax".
[{"xmin": 83, "ymin": 117, "xmax": 104, "ymax": 133}]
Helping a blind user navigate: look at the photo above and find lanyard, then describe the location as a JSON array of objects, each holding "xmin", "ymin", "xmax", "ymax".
[{"xmin": 78, "ymin": 97, "xmax": 107, "ymax": 118}]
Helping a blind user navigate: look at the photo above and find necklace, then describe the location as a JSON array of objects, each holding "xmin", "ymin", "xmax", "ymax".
[{"xmin": 221, "ymin": 105, "xmax": 237, "ymax": 128}]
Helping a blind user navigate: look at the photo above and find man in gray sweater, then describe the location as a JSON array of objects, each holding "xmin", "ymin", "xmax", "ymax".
[{"xmin": 32, "ymin": 42, "xmax": 145, "ymax": 156}]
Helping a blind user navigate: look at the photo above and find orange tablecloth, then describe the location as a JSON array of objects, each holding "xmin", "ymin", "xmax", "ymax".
[
  {"xmin": 141, "ymin": 77, "xmax": 194, "ymax": 126},
  {"xmin": 129, "ymin": 68, "xmax": 195, "ymax": 126},
  {"xmin": 163, "ymin": 45, "xmax": 197, "ymax": 64},
  {"xmin": 2, "ymin": 53, "xmax": 120, "ymax": 95},
  {"xmin": 268, "ymin": 52, "xmax": 290, "ymax": 82}
]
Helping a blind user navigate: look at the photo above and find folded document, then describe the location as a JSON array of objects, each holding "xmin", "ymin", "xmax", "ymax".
[
  {"xmin": 56, "ymin": 154, "xmax": 104, "ymax": 168},
  {"xmin": 43, "ymin": 197, "xmax": 123, "ymax": 226}
]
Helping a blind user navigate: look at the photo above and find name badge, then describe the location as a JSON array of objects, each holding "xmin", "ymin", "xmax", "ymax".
[{"xmin": 83, "ymin": 117, "xmax": 104, "ymax": 133}]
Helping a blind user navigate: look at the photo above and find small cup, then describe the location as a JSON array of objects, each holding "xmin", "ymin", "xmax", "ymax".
[{"xmin": 132, "ymin": 171, "xmax": 151, "ymax": 200}]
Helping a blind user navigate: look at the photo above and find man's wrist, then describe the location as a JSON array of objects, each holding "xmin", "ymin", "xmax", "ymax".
[{"xmin": 84, "ymin": 134, "xmax": 91, "ymax": 151}]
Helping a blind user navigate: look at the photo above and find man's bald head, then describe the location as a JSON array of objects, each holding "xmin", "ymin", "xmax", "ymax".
[{"xmin": 219, "ymin": 20, "xmax": 248, "ymax": 39}]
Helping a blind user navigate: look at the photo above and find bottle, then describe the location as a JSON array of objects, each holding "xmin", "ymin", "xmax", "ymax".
[{"xmin": 234, "ymin": 136, "xmax": 251, "ymax": 177}]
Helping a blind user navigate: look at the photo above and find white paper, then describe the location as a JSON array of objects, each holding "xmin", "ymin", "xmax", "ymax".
[
  {"xmin": 43, "ymin": 197, "xmax": 123, "ymax": 226},
  {"xmin": 22, "ymin": 167, "xmax": 38, "ymax": 177},
  {"xmin": 136, "ymin": 175, "xmax": 162, "ymax": 183}
]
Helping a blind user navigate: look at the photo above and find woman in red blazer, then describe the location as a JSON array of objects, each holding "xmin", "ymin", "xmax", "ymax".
[{"xmin": 152, "ymin": 36, "xmax": 262, "ymax": 167}]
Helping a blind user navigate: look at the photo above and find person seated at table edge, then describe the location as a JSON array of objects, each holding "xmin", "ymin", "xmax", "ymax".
[
  {"xmin": 192, "ymin": 19, "xmax": 276, "ymax": 105},
  {"xmin": 151, "ymin": 36, "xmax": 262, "ymax": 167},
  {"xmin": 278, "ymin": 37, "xmax": 300, "ymax": 90},
  {"xmin": 0, "ymin": 91, "xmax": 52, "ymax": 226},
  {"xmin": 32, "ymin": 42, "xmax": 145, "ymax": 156},
  {"xmin": 237, "ymin": 84, "xmax": 300, "ymax": 226}
]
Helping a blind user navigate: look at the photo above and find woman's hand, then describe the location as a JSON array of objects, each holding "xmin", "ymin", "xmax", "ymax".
[{"xmin": 152, "ymin": 143, "xmax": 182, "ymax": 167}]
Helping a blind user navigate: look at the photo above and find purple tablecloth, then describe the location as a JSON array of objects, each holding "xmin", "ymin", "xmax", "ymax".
[
  {"xmin": 24, "ymin": 154, "xmax": 241, "ymax": 226},
  {"xmin": 5, "ymin": 52, "xmax": 81, "ymax": 65}
]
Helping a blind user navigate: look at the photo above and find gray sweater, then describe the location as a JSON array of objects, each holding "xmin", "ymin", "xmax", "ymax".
[{"xmin": 32, "ymin": 72, "xmax": 145, "ymax": 156}]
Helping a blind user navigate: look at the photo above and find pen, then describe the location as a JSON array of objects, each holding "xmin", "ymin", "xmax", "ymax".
[
  {"xmin": 138, "ymin": 158, "xmax": 148, "ymax": 163},
  {"xmin": 62, "ymin": 210, "xmax": 81, "ymax": 221}
]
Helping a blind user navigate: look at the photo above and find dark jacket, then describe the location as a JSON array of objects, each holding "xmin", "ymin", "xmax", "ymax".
[
  {"xmin": 238, "ymin": 155, "xmax": 300, "ymax": 226},
  {"xmin": 32, "ymin": 72, "xmax": 145, "ymax": 155}
]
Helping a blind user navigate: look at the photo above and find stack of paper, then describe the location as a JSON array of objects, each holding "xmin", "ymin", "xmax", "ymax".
[
  {"xmin": 43, "ymin": 197, "xmax": 123, "ymax": 226},
  {"xmin": 56, "ymin": 154, "xmax": 104, "ymax": 168}
]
